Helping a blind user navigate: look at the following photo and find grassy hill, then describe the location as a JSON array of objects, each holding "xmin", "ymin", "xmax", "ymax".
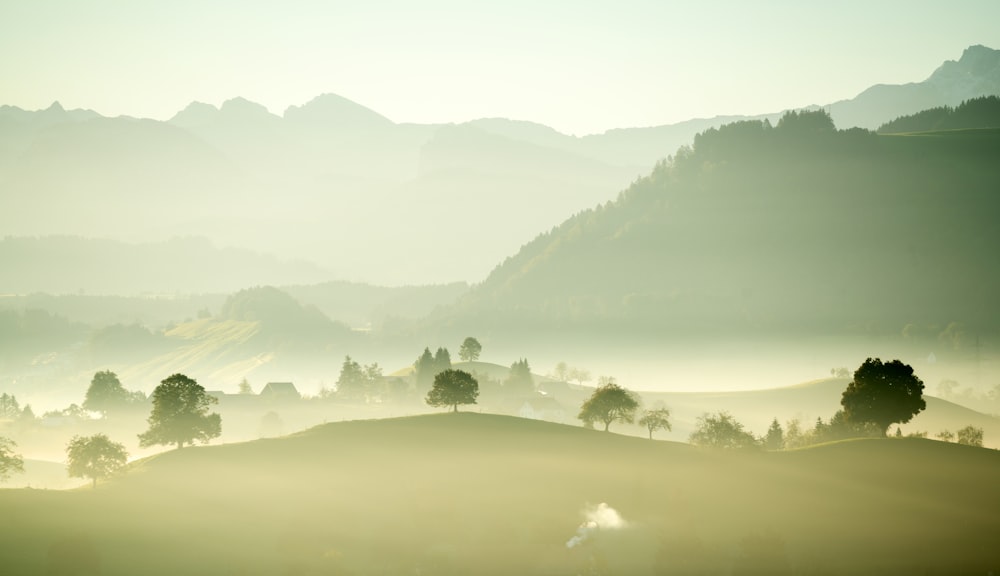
[{"xmin": 2, "ymin": 413, "xmax": 998, "ymax": 575}]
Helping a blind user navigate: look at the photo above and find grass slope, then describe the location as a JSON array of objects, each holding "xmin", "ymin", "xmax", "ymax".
[{"xmin": 2, "ymin": 413, "xmax": 998, "ymax": 575}]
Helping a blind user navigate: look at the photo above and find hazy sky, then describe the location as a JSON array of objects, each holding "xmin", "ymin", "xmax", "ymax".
[{"xmin": 2, "ymin": 0, "xmax": 998, "ymax": 135}]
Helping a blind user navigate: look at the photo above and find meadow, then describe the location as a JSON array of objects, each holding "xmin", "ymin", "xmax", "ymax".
[{"xmin": 2, "ymin": 412, "xmax": 998, "ymax": 575}]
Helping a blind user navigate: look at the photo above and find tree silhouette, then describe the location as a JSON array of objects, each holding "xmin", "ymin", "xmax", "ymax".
[
  {"xmin": 764, "ymin": 418, "xmax": 784, "ymax": 450},
  {"xmin": 66, "ymin": 434, "xmax": 128, "ymax": 488},
  {"xmin": 504, "ymin": 359, "xmax": 535, "ymax": 396},
  {"xmin": 0, "ymin": 437, "xmax": 24, "ymax": 482},
  {"xmin": 956, "ymin": 425, "xmax": 984, "ymax": 447},
  {"xmin": 578, "ymin": 379, "xmax": 640, "ymax": 432},
  {"xmin": 689, "ymin": 411, "xmax": 758, "ymax": 449},
  {"xmin": 83, "ymin": 370, "xmax": 130, "ymax": 417},
  {"xmin": 138, "ymin": 373, "xmax": 222, "ymax": 449},
  {"xmin": 840, "ymin": 358, "xmax": 925, "ymax": 436},
  {"xmin": 638, "ymin": 406, "xmax": 672, "ymax": 439},
  {"xmin": 458, "ymin": 337, "xmax": 482, "ymax": 362},
  {"xmin": 426, "ymin": 369, "xmax": 479, "ymax": 412}
]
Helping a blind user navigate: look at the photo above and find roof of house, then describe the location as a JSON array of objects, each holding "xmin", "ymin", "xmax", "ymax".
[{"xmin": 259, "ymin": 382, "xmax": 301, "ymax": 398}]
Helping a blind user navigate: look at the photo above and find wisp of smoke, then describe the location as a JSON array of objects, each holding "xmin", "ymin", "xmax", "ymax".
[{"xmin": 565, "ymin": 502, "xmax": 627, "ymax": 548}]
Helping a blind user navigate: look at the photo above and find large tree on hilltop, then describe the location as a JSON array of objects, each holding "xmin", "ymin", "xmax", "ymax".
[
  {"xmin": 840, "ymin": 358, "xmax": 925, "ymax": 437},
  {"xmin": 578, "ymin": 379, "xmax": 640, "ymax": 432},
  {"xmin": 138, "ymin": 373, "xmax": 222, "ymax": 449},
  {"xmin": 426, "ymin": 369, "xmax": 479, "ymax": 412}
]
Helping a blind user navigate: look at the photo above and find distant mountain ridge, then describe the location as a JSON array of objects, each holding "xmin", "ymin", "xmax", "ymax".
[{"xmin": 1, "ymin": 45, "xmax": 997, "ymax": 285}]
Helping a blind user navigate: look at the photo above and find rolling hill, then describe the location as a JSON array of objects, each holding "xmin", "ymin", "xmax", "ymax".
[{"xmin": 1, "ymin": 413, "xmax": 997, "ymax": 575}]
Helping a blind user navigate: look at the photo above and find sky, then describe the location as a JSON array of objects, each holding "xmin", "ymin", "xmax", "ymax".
[{"xmin": 2, "ymin": 0, "xmax": 999, "ymax": 136}]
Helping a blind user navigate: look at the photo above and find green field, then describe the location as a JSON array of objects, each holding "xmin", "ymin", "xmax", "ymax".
[{"xmin": 2, "ymin": 413, "xmax": 998, "ymax": 575}]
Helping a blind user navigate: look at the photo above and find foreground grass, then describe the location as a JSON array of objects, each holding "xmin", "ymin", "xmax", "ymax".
[{"xmin": 1, "ymin": 412, "xmax": 998, "ymax": 575}]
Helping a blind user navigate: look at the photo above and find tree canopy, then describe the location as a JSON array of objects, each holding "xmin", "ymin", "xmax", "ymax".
[
  {"xmin": 425, "ymin": 369, "xmax": 479, "ymax": 412},
  {"xmin": 66, "ymin": 434, "xmax": 129, "ymax": 488},
  {"xmin": 458, "ymin": 337, "xmax": 482, "ymax": 362},
  {"xmin": 840, "ymin": 358, "xmax": 925, "ymax": 436},
  {"xmin": 689, "ymin": 411, "xmax": 758, "ymax": 449},
  {"xmin": 0, "ymin": 437, "xmax": 24, "ymax": 482},
  {"xmin": 578, "ymin": 379, "xmax": 640, "ymax": 432},
  {"xmin": 504, "ymin": 358, "xmax": 535, "ymax": 396},
  {"xmin": 638, "ymin": 406, "xmax": 672, "ymax": 439},
  {"xmin": 138, "ymin": 373, "xmax": 222, "ymax": 449},
  {"xmin": 83, "ymin": 370, "xmax": 130, "ymax": 417}
]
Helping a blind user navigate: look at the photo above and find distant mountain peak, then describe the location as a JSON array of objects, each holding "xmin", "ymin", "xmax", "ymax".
[
  {"xmin": 927, "ymin": 44, "xmax": 1000, "ymax": 83},
  {"xmin": 220, "ymin": 97, "xmax": 278, "ymax": 119},
  {"xmin": 169, "ymin": 101, "xmax": 219, "ymax": 127},
  {"xmin": 283, "ymin": 92, "xmax": 393, "ymax": 128},
  {"xmin": 46, "ymin": 101, "xmax": 65, "ymax": 112}
]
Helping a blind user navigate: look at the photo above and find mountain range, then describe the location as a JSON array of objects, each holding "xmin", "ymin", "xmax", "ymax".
[{"xmin": 2, "ymin": 45, "xmax": 997, "ymax": 287}]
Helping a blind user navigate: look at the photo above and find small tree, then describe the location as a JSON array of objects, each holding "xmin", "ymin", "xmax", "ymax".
[
  {"xmin": 0, "ymin": 393, "xmax": 21, "ymax": 419},
  {"xmin": 504, "ymin": 359, "xmax": 535, "ymax": 396},
  {"xmin": 237, "ymin": 378, "xmax": 253, "ymax": 395},
  {"xmin": 689, "ymin": 412, "xmax": 758, "ymax": 449},
  {"xmin": 956, "ymin": 425, "xmax": 984, "ymax": 447},
  {"xmin": 578, "ymin": 378, "xmax": 640, "ymax": 432},
  {"xmin": 936, "ymin": 429, "xmax": 955, "ymax": 442},
  {"xmin": 0, "ymin": 437, "xmax": 24, "ymax": 482},
  {"xmin": 336, "ymin": 356, "xmax": 368, "ymax": 401},
  {"xmin": 83, "ymin": 370, "xmax": 130, "ymax": 417},
  {"xmin": 764, "ymin": 418, "xmax": 784, "ymax": 450},
  {"xmin": 638, "ymin": 406, "xmax": 672, "ymax": 439},
  {"xmin": 414, "ymin": 348, "xmax": 437, "ymax": 392},
  {"xmin": 138, "ymin": 373, "xmax": 222, "ymax": 449},
  {"xmin": 66, "ymin": 434, "xmax": 128, "ymax": 488},
  {"xmin": 458, "ymin": 337, "xmax": 482, "ymax": 362},
  {"xmin": 550, "ymin": 362, "xmax": 570, "ymax": 383},
  {"xmin": 426, "ymin": 369, "xmax": 479, "ymax": 412},
  {"xmin": 434, "ymin": 347, "xmax": 452, "ymax": 372},
  {"xmin": 841, "ymin": 358, "xmax": 925, "ymax": 436}
]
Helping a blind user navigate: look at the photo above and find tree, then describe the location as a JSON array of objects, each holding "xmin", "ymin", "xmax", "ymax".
[
  {"xmin": 638, "ymin": 406, "xmax": 672, "ymax": 439},
  {"xmin": 0, "ymin": 392, "xmax": 21, "ymax": 419},
  {"xmin": 138, "ymin": 373, "xmax": 222, "ymax": 449},
  {"xmin": 764, "ymin": 418, "xmax": 784, "ymax": 450},
  {"xmin": 504, "ymin": 358, "xmax": 535, "ymax": 396},
  {"xmin": 0, "ymin": 437, "xmax": 24, "ymax": 482},
  {"xmin": 578, "ymin": 378, "xmax": 640, "ymax": 432},
  {"xmin": 237, "ymin": 378, "xmax": 253, "ymax": 395},
  {"xmin": 66, "ymin": 434, "xmax": 128, "ymax": 488},
  {"xmin": 83, "ymin": 370, "xmax": 130, "ymax": 417},
  {"xmin": 434, "ymin": 347, "xmax": 452, "ymax": 372},
  {"xmin": 550, "ymin": 361, "xmax": 570, "ymax": 383},
  {"xmin": 414, "ymin": 348, "xmax": 437, "ymax": 392},
  {"xmin": 568, "ymin": 367, "xmax": 592, "ymax": 386},
  {"xmin": 425, "ymin": 369, "xmax": 479, "ymax": 412},
  {"xmin": 689, "ymin": 411, "xmax": 758, "ymax": 449},
  {"xmin": 936, "ymin": 429, "xmax": 955, "ymax": 442},
  {"xmin": 336, "ymin": 355, "xmax": 368, "ymax": 401},
  {"xmin": 458, "ymin": 337, "xmax": 482, "ymax": 362},
  {"xmin": 840, "ymin": 358, "xmax": 926, "ymax": 436},
  {"xmin": 956, "ymin": 425, "xmax": 984, "ymax": 447}
]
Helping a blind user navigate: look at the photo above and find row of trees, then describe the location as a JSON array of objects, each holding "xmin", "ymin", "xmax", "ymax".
[
  {"xmin": 1, "ymin": 372, "xmax": 223, "ymax": 488},
  {"xmin": 570, "ymin": 358, "xmax": 988, "ymax": 450}
]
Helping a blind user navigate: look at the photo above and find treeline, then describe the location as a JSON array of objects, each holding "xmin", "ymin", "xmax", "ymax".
[{"xmin": 878, "ymin": 95, "xmax": 1000, "ymax": 133}]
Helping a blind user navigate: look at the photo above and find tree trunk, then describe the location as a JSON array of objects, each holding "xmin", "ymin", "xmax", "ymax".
[
  {"xmin": 648, "ymin": 429, "xmax": 653, "ymax": 440},
  {"xmin": 453, "ymin": 404, "xmax": 458, "ymax": 412},
  {"xmin": 604, "ymin": 422, "xmax": 610, "ymax": 432}
]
